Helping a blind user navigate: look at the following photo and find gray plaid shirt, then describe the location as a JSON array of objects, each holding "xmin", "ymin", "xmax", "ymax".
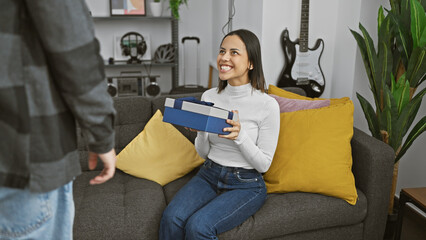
[{"xmin": 0, "ymin": 0, "xmax": 115, "ymax": 192}]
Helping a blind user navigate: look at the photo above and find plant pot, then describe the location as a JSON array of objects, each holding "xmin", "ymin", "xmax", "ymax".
[
  {"xmin": 383, "ymin": 212, "xmax": 398, "ymax": 239},
  {"xmin": 150, "ymin": 2, "xmax": 163, "ymax": 17}
]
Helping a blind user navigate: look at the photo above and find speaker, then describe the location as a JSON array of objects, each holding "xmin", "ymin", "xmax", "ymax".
[
  {"xmin": 145, "ymin": 76, "xmax": 160, "ymax": 97},
  {"xmin": 107, "ymin": 78, "xmax": 118, "ymax": 97}
]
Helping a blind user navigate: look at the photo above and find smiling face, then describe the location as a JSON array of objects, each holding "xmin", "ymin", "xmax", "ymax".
[{"xmin": 217, "ymin": 35, "xmax": 252, "ymax": 86}]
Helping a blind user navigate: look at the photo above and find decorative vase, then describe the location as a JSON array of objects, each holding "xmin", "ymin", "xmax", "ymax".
[{"xmin": 150, "ymin": 2, "xmax": 163, "ymax": 17}]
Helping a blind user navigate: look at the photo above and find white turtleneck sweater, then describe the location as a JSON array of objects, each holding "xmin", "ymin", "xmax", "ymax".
[{"xmin": 195, "ymin": 83, "xmax": 280, "ymax": 173}]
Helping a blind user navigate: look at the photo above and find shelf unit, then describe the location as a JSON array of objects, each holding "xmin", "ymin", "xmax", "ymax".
[
  {"xmin": 92, "ymin": 16, "xmax": 179, "ymax": 90},
  {"xmin": 103, "ymin": 60, "xmax": 175, "ymax": 68}
]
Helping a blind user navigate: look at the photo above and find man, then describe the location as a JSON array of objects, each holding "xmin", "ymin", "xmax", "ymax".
[{"xmin": 0, "ymin": 0, "xmax": 116, "ymax": 239}]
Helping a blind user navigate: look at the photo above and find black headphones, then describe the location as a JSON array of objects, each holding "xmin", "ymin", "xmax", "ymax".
[{"xmin": 120, "ymin": 32, "xmax": 147, "ymax": 60}]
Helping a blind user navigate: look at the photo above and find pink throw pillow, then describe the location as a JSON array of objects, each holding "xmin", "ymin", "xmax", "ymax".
[{"xmin": 269, "ymin": 94, "xmax": 330, "ymax": 113}]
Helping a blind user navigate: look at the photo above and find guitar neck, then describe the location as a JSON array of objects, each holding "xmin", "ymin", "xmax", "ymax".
[{"xmin": 299, "ymin": 0, "xmax": 309, "ymax": 52}]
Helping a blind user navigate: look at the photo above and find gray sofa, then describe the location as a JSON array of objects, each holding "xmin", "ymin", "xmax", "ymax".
[{"xmin": 73, "ymin": 90, "xmax": 395, "ymax": 240}]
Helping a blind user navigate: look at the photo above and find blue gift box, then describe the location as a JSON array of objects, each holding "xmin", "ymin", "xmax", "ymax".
[{"xmin": 163, "ymin": 97, "xmax": 234, "ymax": 135}]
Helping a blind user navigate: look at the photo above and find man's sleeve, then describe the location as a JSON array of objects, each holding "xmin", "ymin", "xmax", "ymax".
[{"xmin": 25, "ymin": 0, "xmax": 115, "ymax": 153}]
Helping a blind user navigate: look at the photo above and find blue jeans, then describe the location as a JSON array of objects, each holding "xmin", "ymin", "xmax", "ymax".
[
  {"xmin": 160, "ymin": 159, "xmax": 267, "ymax": 240},
  {"xmin": 0, "ymin": 181, "xmax": 74, "ymax": 240}
]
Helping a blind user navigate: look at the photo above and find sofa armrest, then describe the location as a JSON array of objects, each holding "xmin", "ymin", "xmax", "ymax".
[{"xmin": 351, "ymin": 127, "xmax": 394, "ymax": 240}]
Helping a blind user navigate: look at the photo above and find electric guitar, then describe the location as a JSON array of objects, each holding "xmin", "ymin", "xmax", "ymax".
[{"xmin": 277, "ymin": 0, "xmax": 325, "ymax": 97}]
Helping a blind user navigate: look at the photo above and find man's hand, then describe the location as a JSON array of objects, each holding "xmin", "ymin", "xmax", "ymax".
[{"xmin": 88, "ymin": 148, "xmax": 117, "ymax": 185}]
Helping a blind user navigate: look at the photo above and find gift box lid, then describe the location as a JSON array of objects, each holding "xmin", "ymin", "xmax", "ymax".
[{"xmin": 165, "ymin": 98, "xmax": 233, "ymax": 120}]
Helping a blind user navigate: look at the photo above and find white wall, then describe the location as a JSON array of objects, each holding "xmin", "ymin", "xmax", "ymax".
[
  {"xmin": 261, "ymin": 0, "xmax": 340, "ymax": 94},
  {"xmin": 331, "ymin": 0, "xmax": 362, "ymax": 99},
  {"xmin": 211, "ymin": 0, "xmax": 263, "ymax": 77},
  {"xmin": 231, "ymin": 0, "xmax": 263, "ymax": 40},
  {"xmin": 261, "ymin": 0, "xmax": 300, "ymax": 88}
]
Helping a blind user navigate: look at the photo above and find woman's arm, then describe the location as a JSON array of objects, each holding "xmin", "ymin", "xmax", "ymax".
[{"xmin": 234, "ymin": 99, "xmax": 280, "ymax": 173}]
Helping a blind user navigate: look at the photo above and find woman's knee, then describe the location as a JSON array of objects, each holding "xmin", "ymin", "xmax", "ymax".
[
  {"xmin": 185, "ymin": 214, "xmax": 216, "ymax": 239},
  {"xmin": 161, "ymin": 205, "xmax": 185, "ymax": 228},
  {"xmin": 159, "ymin": 206, "xmax": 187, "ymax": 240}
]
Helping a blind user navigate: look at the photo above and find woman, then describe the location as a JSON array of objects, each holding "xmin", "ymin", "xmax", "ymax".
[{"xmin": 159, "ymin": 29, "xmax": 280, "ymax": 240}]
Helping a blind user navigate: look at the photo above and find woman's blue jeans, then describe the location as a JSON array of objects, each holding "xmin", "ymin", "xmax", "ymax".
[
  {"xmin": 0, "ymin": 181, "xmax": 74, "ymax": 240},
  {"xmin": 160, "ymin": 159, "xmax": 267, "ymax": 240}
]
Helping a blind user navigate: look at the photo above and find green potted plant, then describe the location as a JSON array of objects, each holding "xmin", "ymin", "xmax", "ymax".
[
  {"xmin": 169, "ymin": 0, "xmax": 188, "ymax": 19},
  {"xmin": 350, "ymin": 0, "xmax": 426, "ymax": 215}
]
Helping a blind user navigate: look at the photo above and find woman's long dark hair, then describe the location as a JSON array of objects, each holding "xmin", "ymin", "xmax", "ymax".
[{"xmin": 217, "ymin": 29, "xmax": 266, "ymax": 93}]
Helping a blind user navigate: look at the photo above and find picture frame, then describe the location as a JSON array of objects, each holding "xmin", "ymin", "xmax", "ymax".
[
  {"xmin": 114, "ymin": 33, "xmax": 151, "ymax": 61},
  {"xmin": 110, "ymin": 0, "xmax": 146, "ymax": 16}
]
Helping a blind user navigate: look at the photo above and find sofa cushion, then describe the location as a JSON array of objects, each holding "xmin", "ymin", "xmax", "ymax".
[
  {"xmin": 269, "ymin": 94, "xmax": 330, "ymax": 112},
  {"xmin": 268, "ymin": 84, "xmax": 349, "ymax": 105},
  {"xmin": 267, "ymin": 86, "xmax": 307, "ymax": 97},
  {"xmin": 253, "ymin": 224, "xmax": 364, "ymax": 240},
  {"xmin": 264, "ymin": 86, "xmax": 357, "ymax": 204},
  {"xmin": 218, "ymin": 189, "xmax": 367, "ymax": 239},
  {"xmin": 73, "ymin": 170, "xmax": 166, "ymax": 240},
  {"xmin": 116, "ymin": 110, "xmax": 204, "ymax": 186},
  {"xmin": 263, "ymin": 94, "xmax": 358, "ymax": 205}
]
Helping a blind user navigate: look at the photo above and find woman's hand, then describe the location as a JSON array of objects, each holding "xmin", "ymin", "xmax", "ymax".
[{"xmin": 219, "ymin": 110, "xmax": 240, "ymax": 140}]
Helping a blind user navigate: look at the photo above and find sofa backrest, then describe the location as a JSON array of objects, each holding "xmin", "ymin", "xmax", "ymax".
[
  {"xmin": 113, "ymin": 96, "xmax": 153, "ymax": 153},
  {"xmin": 78, "ymin": 92, "xmax": 203, "ymax": 171},
  {"xmin": 77, "ymin": 87, "xmax": 305, "ymax": 171}
]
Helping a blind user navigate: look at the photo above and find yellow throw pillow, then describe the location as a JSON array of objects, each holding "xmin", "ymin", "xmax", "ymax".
[
  {"xmin": 268, "ymin": 84, "xmax": 349, "ymax": 105},
  {"xmin": 263, "ymin": 99, "xmax": 358, "ymax": 205},
  {"xmin": 116, "ymin": 110, "xmax": 204, "ymax": 186}
]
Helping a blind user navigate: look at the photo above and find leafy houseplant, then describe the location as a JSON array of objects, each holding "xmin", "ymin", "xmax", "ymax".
[
  {"xmin": 169, "ymin": 0, "xmax": 188, "ymax": 19},
  {"xmin": 350, "ymin": 0, "xmax": 426, "ymax": 214}
]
